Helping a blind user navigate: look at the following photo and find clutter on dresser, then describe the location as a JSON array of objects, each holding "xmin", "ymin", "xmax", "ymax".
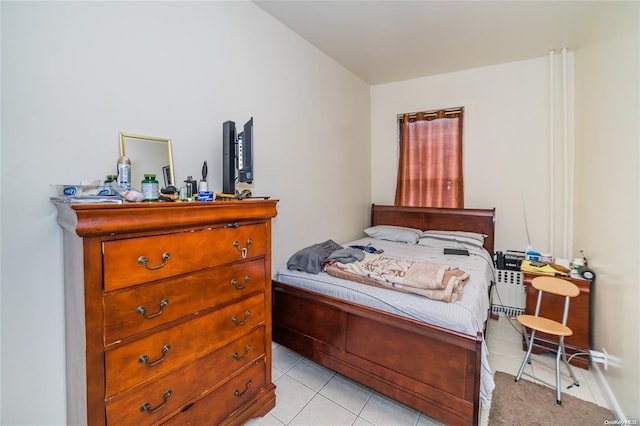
[{"xmin": 50, "ymin": 181, "xmax": 123, "ymax": 204}]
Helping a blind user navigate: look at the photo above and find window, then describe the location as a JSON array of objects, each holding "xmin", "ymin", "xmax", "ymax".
[{"xmin": 394, "ymin": 108, "xmax": 464, "ymax": 208}]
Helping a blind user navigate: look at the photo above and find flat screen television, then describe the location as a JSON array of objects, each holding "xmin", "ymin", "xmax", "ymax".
[
  {"xmin": 222, "ymin": 117, "xmax": 253, "ymax": 195},
  {"xmin": 238, "ymin": 117, "xmax": 253, "ymax": 183}
]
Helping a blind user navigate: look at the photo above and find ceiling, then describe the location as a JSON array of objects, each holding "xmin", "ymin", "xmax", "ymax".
[{"xmin": 253, "ymin": 1, "xmax": 600, "ymax": 85}]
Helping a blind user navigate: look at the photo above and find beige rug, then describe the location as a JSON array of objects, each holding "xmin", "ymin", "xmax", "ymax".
[{"xmin": 489, "ymin": 371, "xmax": 614, "ymax": 425}]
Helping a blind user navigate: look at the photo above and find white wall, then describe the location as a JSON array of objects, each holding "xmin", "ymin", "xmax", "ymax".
[
  {"xmin": 0, "ymin": 2, "xmax": 370, "ymax": 424},
  {"xmin": 574, "ymin": 1, "xmax": 639, "ymax": 420},
  {"xmin": 371, "ymin": 58, "xmax": 554, "ymax": 253}
]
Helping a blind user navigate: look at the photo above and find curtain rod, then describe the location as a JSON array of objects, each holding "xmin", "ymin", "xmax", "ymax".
[{"xmin": 397, "ymin": 107, "xmax": 463, "ymax": 121}]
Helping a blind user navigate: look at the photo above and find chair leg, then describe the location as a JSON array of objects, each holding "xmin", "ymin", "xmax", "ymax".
[
  {"xmin": 560, "ymin": 339, "xmax": 580, "ymax": 388},
  {"xmin": 515, "ymin": 329, "xmax": 536, "ymax": 382},
  {"xmin": 555, "ymin": 339, "xmax": 563, "ymax": 404},
  {"xmin": 555, "ymin": 336, "xmax": 581, "ymax": 404}
]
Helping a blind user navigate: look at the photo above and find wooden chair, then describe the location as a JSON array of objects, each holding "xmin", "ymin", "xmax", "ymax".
[{"xmin": 515, "ymin": 276, "xmax": 580, "ymax": 404}]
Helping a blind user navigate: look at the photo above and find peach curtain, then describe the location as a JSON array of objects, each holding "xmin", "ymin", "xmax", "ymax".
[{"xmin": 394, "ymin": 110, "xmax": 463, "ymax": 208}]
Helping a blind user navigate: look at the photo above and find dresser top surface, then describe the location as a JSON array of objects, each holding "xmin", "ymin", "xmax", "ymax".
[{"xmin": 53, "ymin": 199, "xmax": 279, "ymax": 237}]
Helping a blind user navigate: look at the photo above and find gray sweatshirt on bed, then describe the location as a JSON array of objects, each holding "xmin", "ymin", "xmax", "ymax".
[
  {"xmin": 326, "ymin": 247, "xmax": 365, "ymax": 263},
  {"xmin": 286, "ymin": 239, "xmax": 344, "ymax": 274}
]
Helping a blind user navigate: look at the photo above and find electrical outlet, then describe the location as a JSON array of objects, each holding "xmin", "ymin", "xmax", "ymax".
[{"xmin": 590, "ymin": 348, "xmax": 608, "ymax": 370}]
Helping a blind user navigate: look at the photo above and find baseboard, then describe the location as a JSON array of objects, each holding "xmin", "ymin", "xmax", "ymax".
[{"xmin": 591, "ymin": 361, "xmax": 626, "ymax": 421}]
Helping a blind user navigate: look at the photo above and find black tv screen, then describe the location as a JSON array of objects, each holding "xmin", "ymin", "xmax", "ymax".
[{"xmin": 238, "ymin": 117, "xmax": 253, "ymax": 183}]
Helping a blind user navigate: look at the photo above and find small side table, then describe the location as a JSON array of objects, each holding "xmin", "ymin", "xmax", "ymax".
[{"xmin": 521, "ymin": 271, "xmax": 593, "ymax": 369}]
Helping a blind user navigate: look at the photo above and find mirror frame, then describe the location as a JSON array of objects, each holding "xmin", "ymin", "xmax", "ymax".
[{"xmin": 119, "ymin": 132, "xmax": 175, "ymax": 188}]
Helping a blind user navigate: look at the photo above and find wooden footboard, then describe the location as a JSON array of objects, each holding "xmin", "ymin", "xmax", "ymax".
[{"xmin": 272, "ymin": 280, "xmax": 482, "ymax": 426}]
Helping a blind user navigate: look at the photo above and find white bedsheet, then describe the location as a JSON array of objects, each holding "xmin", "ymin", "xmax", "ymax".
[{"xmin": 274, "ymin": 237, "xmax": 496, "ymax": 405}]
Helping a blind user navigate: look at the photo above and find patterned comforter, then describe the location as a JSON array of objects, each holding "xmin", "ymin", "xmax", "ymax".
[{"xmin": 325, "ymin": 253, "xmax": 469, "ymax": 302}]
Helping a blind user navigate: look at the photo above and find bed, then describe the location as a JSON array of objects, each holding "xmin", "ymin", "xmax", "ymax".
[{"xmin": 272, "ymin": 204, "xmax": 496, "ymax": 425}]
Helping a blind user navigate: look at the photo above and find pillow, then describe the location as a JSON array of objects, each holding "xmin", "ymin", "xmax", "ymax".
[
  {"xmin": 363, "ymin": 225, "xmax": 422, "ymax": 244},
  {"xmin": 421, "ymin": 230, "xmax": 486, "ymax": 243},
  {"xmin": 418, "ymin": 230, "xmax": 486, "ymax": 251}
]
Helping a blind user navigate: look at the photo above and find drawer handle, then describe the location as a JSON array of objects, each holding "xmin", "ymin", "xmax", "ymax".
[
  {"xmin": 140, "ymin": 389, "xmax": 172, "ymax": 414},
  {"xmin": 231, "ymin": 310, "xmax": 251, "ymax": 326},
  {"xmin": 137, "ymin": 299, "xmax": 169, "ymax": 319},
  {"xmin": 234, "ymin": 380, "xmax": 252, "ymax": 397},
  {"xmin": 232, "ymin": 344, "xmax": 252, "ymax": 361},
  {"xmin": 138, "ymin": 252, "xmax": 171, "ymax": 270},
  {"xmin": 139, "ymin": 344, "xmax": 171, "ymax": 367},
  {"xmin": 233, "ymin": 239, "xmax": 253, "ymax": 259},
  {"xmin": 231, "ymin": 275, "xmax": 251, "ymax": 290}
]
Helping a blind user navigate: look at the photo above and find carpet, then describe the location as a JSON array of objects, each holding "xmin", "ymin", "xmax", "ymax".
[{"xmin": 489, "ymin": 371, "xmax": 614, "ymax": 425}]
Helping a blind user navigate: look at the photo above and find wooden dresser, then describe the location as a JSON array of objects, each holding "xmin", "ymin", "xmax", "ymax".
[
  {"xmin": 522, "ymin": 272, "xmax": 592, "ymax": 369},
  {"xmin": 53, "ymin": 200, "xmax": 278, "ymax": 425}
]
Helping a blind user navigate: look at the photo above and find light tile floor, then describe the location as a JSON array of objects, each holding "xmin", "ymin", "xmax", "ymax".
[{"xmin": 246, "ymin": 316, "xmax": 609, "ymax": 425}]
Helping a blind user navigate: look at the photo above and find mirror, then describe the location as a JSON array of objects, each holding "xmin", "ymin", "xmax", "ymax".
[{"xmin": 119, "ymin": 132, "xmax": 175, "ymax": 190}]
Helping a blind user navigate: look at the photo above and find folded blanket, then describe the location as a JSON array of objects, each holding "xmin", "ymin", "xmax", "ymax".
[
  {"xmin": 287, "ymin": 239, "xmax": 343, "ymax": 274},
  {"xmin": 325, "ymin": 253, "xmax": 469, "ymax": 302}
]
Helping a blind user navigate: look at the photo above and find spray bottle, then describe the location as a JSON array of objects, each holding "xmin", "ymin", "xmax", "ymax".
[{"xmin": 117, "ymin": 155, "xmax": 132, "ymax": 189}]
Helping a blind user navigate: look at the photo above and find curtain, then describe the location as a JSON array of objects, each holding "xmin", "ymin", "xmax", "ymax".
[{"xmin": 394, "ymin": 109, "xmax": 463, "ymax": 208}]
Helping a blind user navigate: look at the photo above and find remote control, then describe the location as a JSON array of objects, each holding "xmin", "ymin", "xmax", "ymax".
[{"xmin": 443, "ymin": 248, "xmax": 469, "ymax": 256}]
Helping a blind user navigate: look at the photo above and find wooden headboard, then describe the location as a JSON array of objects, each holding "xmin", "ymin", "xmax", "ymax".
[{"xmin": 370, "ymin": 204, "xmax": 496, "ymax": 255}]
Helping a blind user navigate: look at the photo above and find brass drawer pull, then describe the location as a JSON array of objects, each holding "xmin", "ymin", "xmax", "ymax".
[
  {"xmin": 139, "ymin": 344, "xmax": 171, "ymax": 367},
  {"xmin": 231, "ymin": 310, "xmax": 251, "ymax": 326},
  {"xmin": 233, "ymin": 239, "xmax": 253, "ymax": 259},
  {"xmin": 138, "ymin": 252, "xmax": 171, "ymax": 270},
  {"xmin": 140, "ymin": 389, "xmax": 172, "ymax": 414},
  {"xmin": 234, "ymin": 380, "xmax": 252, "ymax": 397},
  {"xmin": 232, "ymin": 344, "xmax": 252, "ymax": 361},
  {"xmin": 137, "ymin": 299, "xmax": 169, "ymax": 319},
  {"xmin": 231, "ymin": 275, "xmax": 251, "ymax": 290}
]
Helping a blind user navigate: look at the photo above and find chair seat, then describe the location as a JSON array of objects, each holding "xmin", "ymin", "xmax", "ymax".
[{"xmin": 517, "ymin": 314, "xmax": 573, "ymax": 336}]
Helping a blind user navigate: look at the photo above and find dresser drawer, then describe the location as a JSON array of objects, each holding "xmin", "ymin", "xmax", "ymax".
[
  {"xmin": 103, "ymin": 223, "xmax": 267, "ymax": 291},
  {"xmin": 106, "ymin": 333, "xmax": 266, "ymax": 426},
  {"xmin": 105, "ymin": 293, "xmax": 265, "ymax": 396},
  {"xmin": 103, "ymin": 258, "xmax": 266, "ymax": 344},
  {"xmin": 161, "ymin": 360, "xmax": 267, "ymax": 426}
]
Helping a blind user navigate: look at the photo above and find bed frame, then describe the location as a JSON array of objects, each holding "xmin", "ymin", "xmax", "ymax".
[{"xmin": 272, "ymin": 204, "xmax": 496, "ymax": 425}]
